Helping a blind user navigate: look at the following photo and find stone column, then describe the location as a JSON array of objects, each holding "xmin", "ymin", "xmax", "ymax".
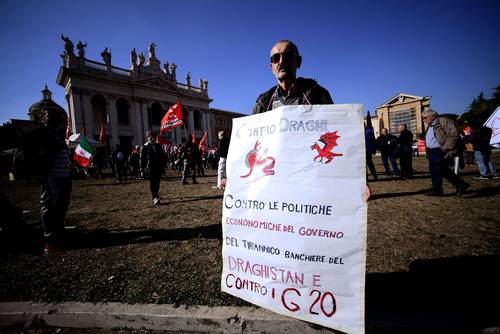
[
  {"xmin": 68, "ymin": 88, "xmax": 81, "ymax": 133},
  {"xmin": 188, "ymin": 106, "xmax": 195, "ymax": 135},
  {"xmin": 133, "ymin": 99, "xmax": 144, "ymax": 145},
  {"xmin": 66, "ymin": 90, "xmax": 78, "ymax": 135},
  {"xmin": 202, "ymin": 109, "xmax": 213, "ymax": 147},
  {"xmin": 107, "ymin": 95, "xmax": 119, "ymax": 148},
  {"xmin": 81, "ymin": 90, "xmax": 94, "ymax": 137},
  {"xmin": 141, "ymin": 100, "xmax": 149, "ymax": 139}
]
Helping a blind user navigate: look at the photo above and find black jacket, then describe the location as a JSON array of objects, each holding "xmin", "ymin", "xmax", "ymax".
[
  {"xmin": 398, "ymin": 129, "xmax": 414, "ymax": 154},
  {"xmin": 468, "ymin": 126, "xmax": 492, "ymax": 154},
  {"xmin": 252, "ymin": 77, "xmax": 333, "ymax": 114},
  {"xmin": 140, "ymin": 142, "xmax": 166, "ymax": 173},
  {"xmin": 376, "ymin": 134, "xmax": 398, "ymax": 155}
]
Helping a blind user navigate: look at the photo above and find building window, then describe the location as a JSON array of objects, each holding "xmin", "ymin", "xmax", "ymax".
[
  {"xmin": 116, "ymin": 98, "xmax": 130, "ymax": 125},
  {"xmin": 389, "ymin": 108, "xmax": 416, "ymax": 136},
  {"xmin": 91, "ymin": 94, "xmax": 107, "ymax": 127},
  {"xmin": 193, "ymin": 109, "xmax": 202, "ymax": 129}
]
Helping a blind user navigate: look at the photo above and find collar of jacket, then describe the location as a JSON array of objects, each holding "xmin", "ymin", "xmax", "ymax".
[{"xmin": 256, "ymin": 77, "xmax": 319, "ymax": 111}]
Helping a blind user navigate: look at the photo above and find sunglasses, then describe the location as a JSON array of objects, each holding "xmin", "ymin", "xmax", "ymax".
[{"xmin": 270, "ymin": 51, "xmax": 298, "ymax": 64}]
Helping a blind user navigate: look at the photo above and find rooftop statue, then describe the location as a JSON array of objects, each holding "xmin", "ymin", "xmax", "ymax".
[
  {"xmin": 61, "ymin": 34, "xmax": 74, "ymax": 57},
  {"xmin": 186, "ymin": 71, "xmax": 191, "ymax": 86},
  {"xmin": 101, "ymin": 47, "xmax": 111, "ymax": 66},
  {"xmin": 76, "ymin": 41, "xmax": 87, "ymax": 58},
  {"xmin": 131, "ymin": 48, "xmax": 137, "ymax": 68},
  {"xmin": 138, "ymin": 52, "xmax": 145, "ymax": 67},
  {"xmin": 170, "ymin": 63, "xmax": 177, "ymax": 81},
  {"xmin": 149, "ymin": 43, "xmax": 157, "ymax": 59}
]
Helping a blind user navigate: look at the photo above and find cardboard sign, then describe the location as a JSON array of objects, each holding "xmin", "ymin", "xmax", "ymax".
[{"xmin": 221, "ymin": 104, "xmax": 367, "ymax": 334}]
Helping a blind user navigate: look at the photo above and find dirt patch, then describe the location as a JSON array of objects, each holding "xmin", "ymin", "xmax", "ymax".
[{"xmin": 1, "ymin": 155, "xmax": 499, "ymax": 306}]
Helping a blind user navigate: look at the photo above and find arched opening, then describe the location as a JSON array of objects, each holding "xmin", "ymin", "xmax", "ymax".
[
  {"xmin": 91, "ymin": 94, "xmax": 107, "ymax": 127},
  {"xmin": 182, "ymin": 107, "xmax": 189, "ymax": 128},
  {"xmin": 151, "ymin": 102, "xmax": 163, "ymax": 126},
  {"xmin": 116, "ymin": 98, "xmax": 130, "ymax": 125},
  {"xmin": 193, "ymin": 109, "xmax": 202, "ymax": 130}
]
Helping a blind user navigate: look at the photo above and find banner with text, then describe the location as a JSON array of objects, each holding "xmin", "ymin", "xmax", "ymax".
[{"xmin": 221, "ymin": 104, "xmax": 367, "ymax": 334}]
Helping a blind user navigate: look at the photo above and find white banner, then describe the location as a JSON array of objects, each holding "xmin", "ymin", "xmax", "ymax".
[
  {"xmin": 221, "ymin": 104, "xmax": 367, "ymax": 334},
  {"xmin": 484, "ymin": 106, "xmax": 500, "ymax": 146}
]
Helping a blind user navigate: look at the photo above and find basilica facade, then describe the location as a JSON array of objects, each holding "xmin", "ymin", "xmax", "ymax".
[{"xmin": 56, "ymin": 36, "xmax": 239, "ymax": 152}]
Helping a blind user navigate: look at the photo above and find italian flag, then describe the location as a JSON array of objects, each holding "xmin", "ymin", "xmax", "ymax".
[{"xmin": 74, "ymin": 136, "xmax": 94, "ymax": 167}]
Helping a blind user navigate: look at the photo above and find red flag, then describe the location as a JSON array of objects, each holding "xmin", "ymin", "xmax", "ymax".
[
  {"xmin": 199, "ymin": 130, "xmax": 208, "ymax": 148},
  {"xmin": 160, "ymin": 101, "xmax": 183, "ymax": 133},
  {"xmin": 191, "ymin": 134, "xmax": 196, "ymax": 143},
  {"xmin": 99, "ymin": 123, "xmax": 106, "ymax": 144}
]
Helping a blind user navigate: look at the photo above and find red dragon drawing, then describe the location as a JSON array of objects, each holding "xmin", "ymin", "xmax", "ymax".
[
  {"xmin": 241, "ymin": 140, "xmax": 276, "ymax": 178},
  {"xmin": 311, "ymin": 131, "xmax": 343, "ymax": 163}
]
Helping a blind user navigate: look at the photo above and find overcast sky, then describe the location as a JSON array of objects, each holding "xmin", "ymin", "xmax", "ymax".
[{"xmin": 1, "ymin": 0, "xmax": 499, "ymax": 124}]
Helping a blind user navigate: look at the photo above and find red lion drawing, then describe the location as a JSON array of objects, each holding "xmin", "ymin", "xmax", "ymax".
[
  {"xmin": 241, "ymin": 141, "xmax": 276, "ymax": 178},
  {"xmin": 311, "ymin": 131, "xmax": 343, "ymax": 163}
]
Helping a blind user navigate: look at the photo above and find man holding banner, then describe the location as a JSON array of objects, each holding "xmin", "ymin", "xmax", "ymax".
[{"xmin": 221, "ymin": 40, "xmax": 367, "ymax": 333}]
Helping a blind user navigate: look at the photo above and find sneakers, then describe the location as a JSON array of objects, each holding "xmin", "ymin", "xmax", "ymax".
[
  {"xmin": 473, "ymin": 175, "xmax": 490, "ymax": 180},
  {"xmin": 492, "ymin": 175, "xmax": 500, "ymax": 179},
  {"xmin": 153, "ymin": 197, "xmax": 160, "ymax": 206},
  {"xmin": 212, "ymin": 186, "xmax": 220, "ymax": 190}
]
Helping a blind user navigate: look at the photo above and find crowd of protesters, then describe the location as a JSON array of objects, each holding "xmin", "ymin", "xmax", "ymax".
[{"xmin": 365, "ymin": 109, "xmax": 498, "ymax": 197}]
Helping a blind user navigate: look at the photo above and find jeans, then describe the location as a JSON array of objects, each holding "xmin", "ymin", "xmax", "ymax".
[
  {"xmin": 474, "ymin": 151, "xmax": 497, "ymax": 177},
  {"xmin": 381, "ymin": 153, "xmax": 399, "ymax": 175},
  {"xmin": 427, "ymin": 148, "xmax": 468, "ymax": 193},
  {"xmin": 40, "ymin": 176, "xmax": 72, "ymax": 242},
  {"xmin": 366, "ymin": 152, "xmax": 377, "ymax": 178},
  {"xmin": 149, "ymin": 171, "xmax": 161, "ymax": 199},
  {"xmin": 182, "ymin": 159, "xmax": 197, "ymax": 182}
]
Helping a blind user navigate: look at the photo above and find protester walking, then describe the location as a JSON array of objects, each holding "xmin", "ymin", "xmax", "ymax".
[
  {"xmin": 422, "ymin": 108, "xmax": 470, "ymax": 196},
  {"xmin": 112, "ymin": 144, "xmax": 127, "ymax": 183},
  {"xmin": 12, "ymin": 107, "xmax": 72, "ymax": 253},
  {"xmin": 179, "ymin": 137, "xmax": 198, "ymax": 185},
  {"xmin": 140, "ymin": 131, "xmax": 167, "ymax": 205},
  {"xmin": 468, "ymin": 122, "xmax": 498, "ymax": 179}
]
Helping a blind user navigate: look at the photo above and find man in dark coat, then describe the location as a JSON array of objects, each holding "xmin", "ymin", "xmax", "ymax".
[
  {"xmin": 179, "ymin": 137, "xmax": 198, "ymax": 185},
  {"xmin": 376, "ymin": 128, "xmax": 400, "ymax": 176},
  {"xmin": 140, "ymin": 131, "xmax": 166, "ymax": 205},
  {"xmin": 15, "ymin": 108, "xmax": 72, "ymax": 252},
  {"xmin": 397, "ymin": 124, "xmax": 414, "ymax": 179}
]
